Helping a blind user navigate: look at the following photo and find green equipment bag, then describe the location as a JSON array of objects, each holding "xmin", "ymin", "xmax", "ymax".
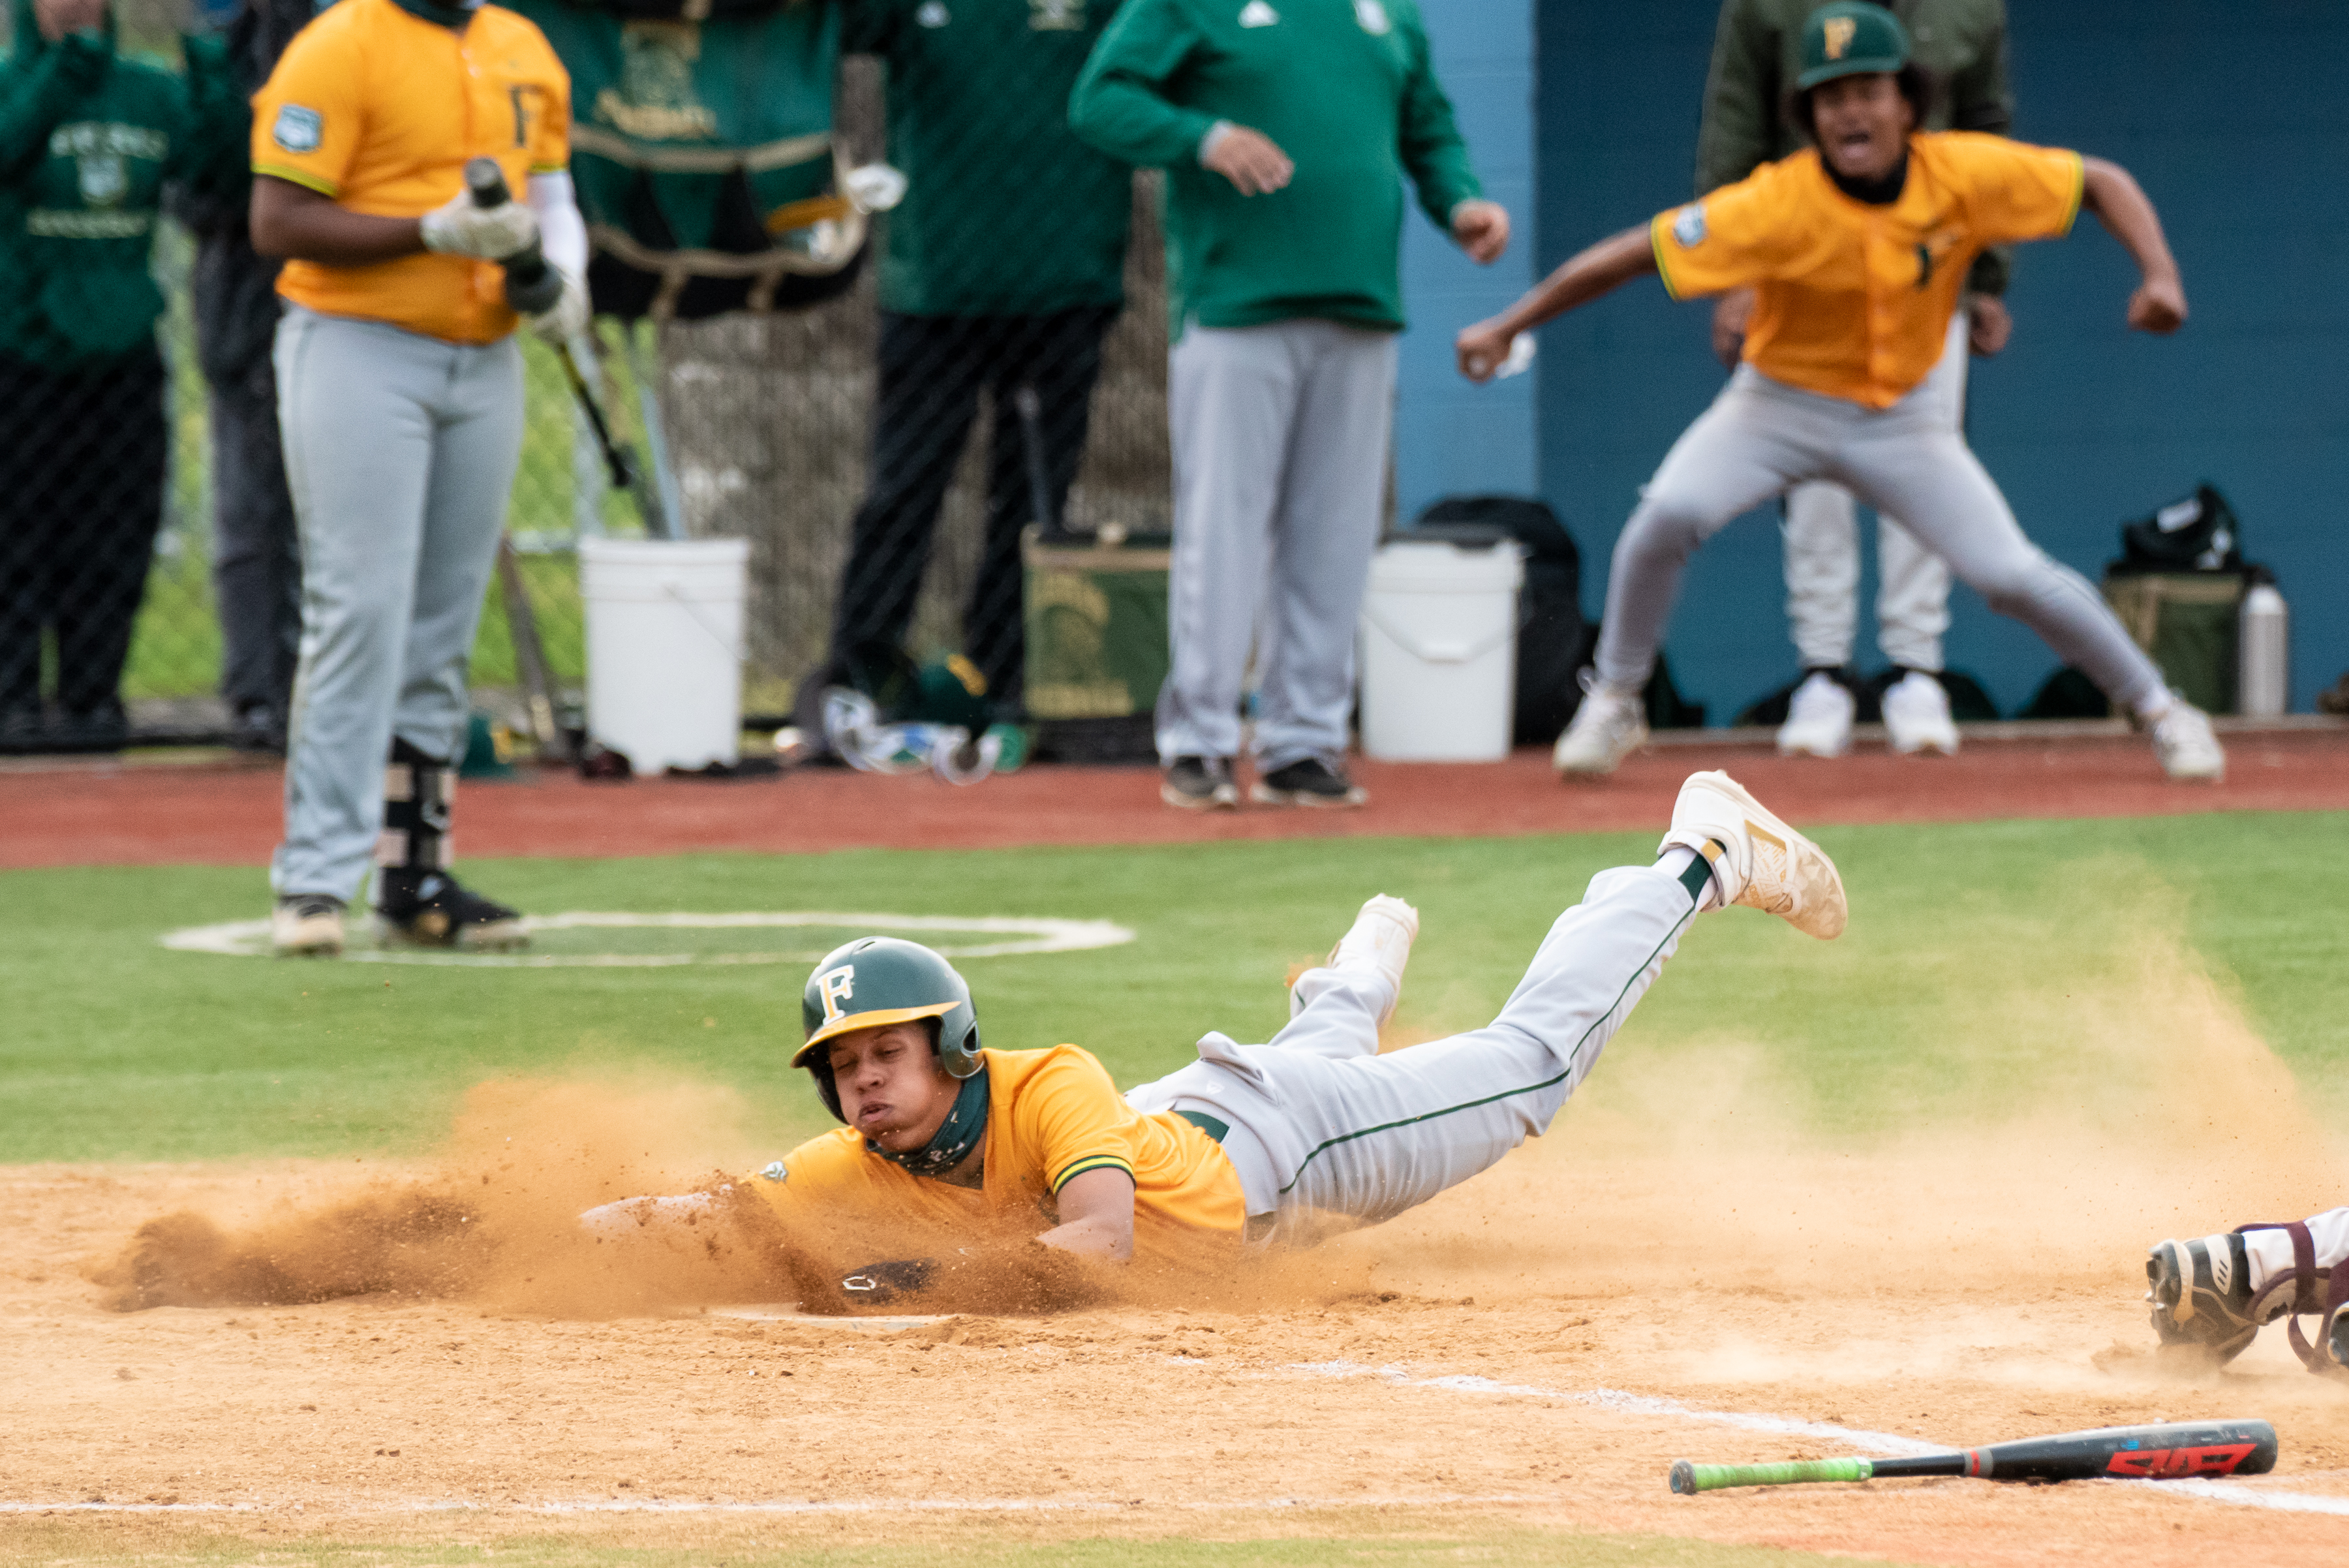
[
  {"xmin": 508, "ymin": 0, "xmax": 863, "ymax": 320},
  {"xmin": 1022, "ymin": 527, "xmax": 1172, "ymax": 763}
]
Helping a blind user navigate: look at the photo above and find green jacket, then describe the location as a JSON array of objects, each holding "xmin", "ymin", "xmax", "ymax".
[
  {"xmin": 0, "ymin": 0, "xmax": 242, "ymax": 366},
  {"xmin": 846, "ymin": 0, "xmax": 1132, "ymax": 318},
  {"xmin": 1695, "ymin": 0, "xmax": 2012, "ymax": 293},
  {"xmin": 1069, "ymin": 0, "xmax": 1479, "ymax": 336}
]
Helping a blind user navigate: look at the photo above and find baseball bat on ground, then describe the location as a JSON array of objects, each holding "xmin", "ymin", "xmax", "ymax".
[{"xmin": 1668, "ymin": 1419, "xmax": 2277, "ymax": 1494}]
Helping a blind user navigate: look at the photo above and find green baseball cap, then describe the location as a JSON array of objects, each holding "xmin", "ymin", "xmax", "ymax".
[{"xmin": 1796, "ymin": 1, "xmax": 1910, "ymax": 90}]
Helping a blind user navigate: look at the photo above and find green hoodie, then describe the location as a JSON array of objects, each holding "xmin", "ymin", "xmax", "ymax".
[
  {"xmin": 0, "ymin": 0, "xmax": 243, "ymax": 366},
  {"xmin": 1069, "ymin": 0, "xmax": 1481, "ymax": 336}
]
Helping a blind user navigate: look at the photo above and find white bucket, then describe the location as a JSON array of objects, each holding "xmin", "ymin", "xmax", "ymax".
[
  {"xmin": 579, "ymin": 537, "xmax": 750, "ymax": 773},
  {"xmin": 1357, "ymin": 538, "xmax": 1524, "ymax": 762}
]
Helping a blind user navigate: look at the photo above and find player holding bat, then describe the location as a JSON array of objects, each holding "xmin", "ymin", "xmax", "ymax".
[
  {"xmin": 1454, "ymin": 1, "xmax": 2226, "ymax": 785},
  {"xmin": 587, "ymin": 770, "xmax": 1844, "ymax": 1271},
  {"xmin": 250, "ymin": 0, "xmax": 587, "ymax": 956}
]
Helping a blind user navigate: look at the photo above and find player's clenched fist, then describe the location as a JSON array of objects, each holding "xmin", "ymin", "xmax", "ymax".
[
  {"xmin": 1454, "ymin": 318, "xmax": 1516, "ymax": 383},
  {"xmin": 419, "ymin": 186, "xmax": 540, "ymax": 260},
  {"xmin": 2127, "ymin": 273, "xmax": 2187, "ymax": 335}
]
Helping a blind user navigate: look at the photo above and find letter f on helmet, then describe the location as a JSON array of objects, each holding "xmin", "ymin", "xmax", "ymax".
[{"xmin": 818, "ymin": 964, "xmax": 856, "ymax": 1022}]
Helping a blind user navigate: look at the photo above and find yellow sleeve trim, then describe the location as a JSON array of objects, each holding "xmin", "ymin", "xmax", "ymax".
[
  {"xmin": 253, "ymin": 163, "xmax": 339, "ymax": 197},
  {"xmin": 2055, "ymin": 149, "xmax": 2086, "ymax": 238},
  {"xmin": 528, "ymin": 161, "xmax": 567, "ymax": 174},
  {"xmin": 1051, "ymin": 1155, "xmax": 1135, "ymax": 1193},
  {"xmin": 1650, "ymin": 213, "xmax": 1687, "ymax": 301}
]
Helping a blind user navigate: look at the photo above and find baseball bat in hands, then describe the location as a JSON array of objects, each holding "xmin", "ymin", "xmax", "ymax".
[
  {"xmin": 1669, "ymin": 1419, "xmax": 2276, "ymax": 1494},
  {"xmin": 463, "ymin": 157, "xmax": 565, "ymax": 315}
]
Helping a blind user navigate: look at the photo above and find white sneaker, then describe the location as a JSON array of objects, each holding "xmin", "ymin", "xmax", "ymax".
[
  {"xmin": 2151, "ymin": 701, "xmax": 2225, "ymax": 782},
  {"xmin": 1554, "ymin": 682, "xmax": 1648, "ymax": 776},
  {"xmin": 1775, "ymin": 672, "xmax": 1853, "ymax": 758},
  {"xmin": 1881, "ymin": 671, "xmax": 1959, "ymax": 756},
  {"xmin": 1296, "ymin": 893, "xmax": 1419, "ymax": 1022},
  {"xmin": 1657, "ymin": 770, "xmax": 1847, "ymax": 939},
  {"xmin": 272, "ymin": 894, "xmax": 346, "ymax": 957}
]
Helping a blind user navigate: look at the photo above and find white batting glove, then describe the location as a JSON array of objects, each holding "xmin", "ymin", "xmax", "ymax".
[
  {"xmin": 420, "ymin": 187, "xmax": 540, "ymax": 260},
  {"xmin": 527, "ymin": 270, "xmax": 591, "ymax": 345}
]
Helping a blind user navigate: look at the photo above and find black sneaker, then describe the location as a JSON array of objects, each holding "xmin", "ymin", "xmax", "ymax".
[
  {"xmin": 1251, "ymin": 756, "xmax": 1368, "ymax": 809},
  {"xmin": 1161, "ymin": 755, "xmax": 1238, "ymax": 811},
  {"xmin": 376, "ymin": 869, "xmax": 529, "ymax": 950},
  {"xmin": 48, "ymin": 701, "xmax": 128, "ymax": 754}
]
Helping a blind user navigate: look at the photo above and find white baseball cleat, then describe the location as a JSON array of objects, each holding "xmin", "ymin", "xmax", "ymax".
[
  {"xmin": 271, "ymin": 894, "xmax": 346, "ymax": 957},
  {"xmin": 1775, "ymin": 671, "xmax": 1854, "ymax": 758},
  {"xmin": 1657, "ymin": 770, "xmax": 1847, "ymax": 939},
  {"xmin": 1881, "ymin": 670, "xmax": 1959, "ymax": 756},
  {"xmin": 1296, "ymin": 893, "xmax": 1419, "ymax": 1022},
  {"xmin": 1554, "ymin": 682, "xmax": 1648, "ymax": 776},
  {"xmin": 2151, "ymin": 701, "xmax": 2226, "ymax": 782}
]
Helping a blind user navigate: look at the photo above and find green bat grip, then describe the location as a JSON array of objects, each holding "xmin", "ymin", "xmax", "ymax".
[{"xmin": 1670, "ymin": 1457, "xmax": 1875, "ymax": 1494}]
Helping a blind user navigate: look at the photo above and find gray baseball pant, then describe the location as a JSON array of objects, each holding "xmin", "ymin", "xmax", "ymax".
[
  {"xmin": 1594, "ymin": 364, "xmax": 2166, "ymax": 715},
  {"xmin": 1125, "ymin": 863, "xmax": 1695, "ymax": 1241},
  {"xmin": 1156, "ymin": 318, "xmax": 1396, "ymax": 769},
  {"xmin": 1782, "ymin": 311, "xmax": 1967, "ymax": 672},
  {"xmin": 270, "ymin": 307, "xmax": 524, "ymax": 900}
]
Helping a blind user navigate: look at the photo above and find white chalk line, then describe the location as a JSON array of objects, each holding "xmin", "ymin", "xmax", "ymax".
[
  {"xmin": 0, "ymin": 1495, "xmax": 1549, "ymax": 1518},
  {"xmin": 157, "ymin": 910, "xmax": 1135, "ymax": 968},
  {"xmin": 1278, "ymin": 1359, "xmax": 2349, "ymax": 1518}
]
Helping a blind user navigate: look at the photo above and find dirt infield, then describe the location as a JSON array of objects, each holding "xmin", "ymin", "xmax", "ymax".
[
  {"xmin": 9, "ymin": 1060, "xmax": 2348, "ymax": 1565},
  {"xmin": 6, "ymin": 722, "xmax": 2347, "ymax": 869}
]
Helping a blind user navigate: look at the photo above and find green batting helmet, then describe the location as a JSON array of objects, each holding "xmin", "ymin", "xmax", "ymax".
[
  {"xmin": 1796, "ymin": 2, "xmax": 1909, "ymax": 90},
  {"xmin": 795, "ymin": 938, "xmax": 982, "ymax": 1120}
]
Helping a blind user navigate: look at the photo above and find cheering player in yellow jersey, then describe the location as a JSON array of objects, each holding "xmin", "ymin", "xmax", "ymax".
[
  {"xmin": 251, "ymin": 0, "xmax": 589, "ymax": 957},
  {"xmin": 1456, "ymin": 1, "xmax": 2224, "ymax": 784}
]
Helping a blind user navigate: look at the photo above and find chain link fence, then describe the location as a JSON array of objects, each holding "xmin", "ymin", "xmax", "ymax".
[{"xmin": 5, "ymin": 16, "xmax": 1171, "ymax": 759}]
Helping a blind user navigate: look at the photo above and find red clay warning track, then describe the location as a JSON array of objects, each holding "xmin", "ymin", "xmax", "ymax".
[{"xmin": 7, "ymin": 723, "xmax": 2345, "ymax": 869}]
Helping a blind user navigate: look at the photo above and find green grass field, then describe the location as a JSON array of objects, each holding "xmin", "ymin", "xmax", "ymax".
[{"xmin": 3, "ymin": 812, "xmax": 2342, "ymax": 1165}]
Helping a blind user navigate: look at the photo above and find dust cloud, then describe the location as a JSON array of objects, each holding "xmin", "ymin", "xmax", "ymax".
[{"xmin": 89, "ymin": 863, "xmax": 2342, "ymax": 1332}]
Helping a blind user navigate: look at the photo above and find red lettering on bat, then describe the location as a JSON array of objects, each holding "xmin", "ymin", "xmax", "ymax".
[{"xmin": 2104, "ymin": 1444, "xmax": 2258, "ymax": 1479}]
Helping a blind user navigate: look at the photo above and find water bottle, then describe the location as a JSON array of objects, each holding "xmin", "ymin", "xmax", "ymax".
[{"xmin": 2237, "ymin": 581, "xmax": 2289, "ymax": 717}]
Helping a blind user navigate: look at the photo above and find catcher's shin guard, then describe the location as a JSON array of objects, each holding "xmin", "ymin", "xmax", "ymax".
[
  {"xmin": 2145, "ymin": 1232, "xmax": 2265, "ymax": 1363},
  {"xmin": 2237, "ymin": 1219, "xmax": 2347, "ymax": 1376}
]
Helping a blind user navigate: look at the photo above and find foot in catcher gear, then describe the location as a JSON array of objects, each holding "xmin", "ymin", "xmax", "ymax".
[
  {"xmin": 273, "ymin": 893, "xmax": 346, "ymax": 957},
  {"xmin": 2328, "ymin": 1300, "xmax": 2349, "ymax": 1372},
  {"xmin": 1656, "ymin": 771, "xmax": 1847, "ymax": 939},
  {"xmin": 375, "ymin": 869, "xmax": 529, "ymax": 949},
  {"xmin": 1294, "ymin": 893, "xmax": 1419, "ymax": 1022},
  {"xmin": 1554, "ymin": 680, "xmax": 1648, "ymax": 777},
  {"xmin": 2145, "ymin": 1232, "xmax": 2267, "ymax": 1363}
]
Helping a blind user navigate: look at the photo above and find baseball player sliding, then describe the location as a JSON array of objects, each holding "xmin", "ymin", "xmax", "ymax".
[
  {"xmin": 587, "ymin": 769, "xmax": 1845, "ymax": 1277},
  {"xmin": 1456, "ymin": 1, "xmax": 2226, "ymax": 785},
  {"xmin": 2147, "ymin": 1211, "xmax": 2349, "ymax": 1376},
  {"xmin": 251, "ymin": 0, "xmax": 589, "ymax": 956}
]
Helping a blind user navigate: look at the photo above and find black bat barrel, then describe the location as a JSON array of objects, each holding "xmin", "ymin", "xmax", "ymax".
[{"xmin": 1872, "ymin": 1420, "xmax": 2277, "ymax": 1484}]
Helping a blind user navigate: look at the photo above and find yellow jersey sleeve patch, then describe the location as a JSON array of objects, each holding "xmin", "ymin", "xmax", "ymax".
[{"xmin": 251, "ymin": 18, "xmax": 363, "ymax": 195}]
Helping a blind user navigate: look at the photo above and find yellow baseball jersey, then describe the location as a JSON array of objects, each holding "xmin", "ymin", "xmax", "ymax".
[
  {"xmin": 1651, "ymin": 132, "xmax": 2085, "ymax": 409},
  {"xmin": 251, "ymin": 0, "xmax": 571, "ymax": 345},
  {"xmin": 745, "ymin": 1047, "xmax": 1246, "ymax": 1261}
]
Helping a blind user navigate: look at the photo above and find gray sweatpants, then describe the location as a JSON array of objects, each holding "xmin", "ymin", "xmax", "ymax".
[
  {"xmin": 1125, "ymin": 863, "xmax": 1693, "ymax": 1241},
  {"xmin": 271, "ymin": 307, "xmax": 524, "ymax": 900},
  {"xmin": 1157, "ymin": 318, "xmax": 1397, "ymax": 768},
  {"xmin": 1596, "ymin": 365, "xmax": 2166, "ymax": 713}
]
